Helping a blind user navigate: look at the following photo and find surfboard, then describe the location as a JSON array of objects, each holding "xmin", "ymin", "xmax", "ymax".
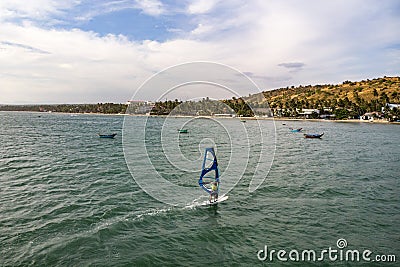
[{"xmin": 201, "ymin": 195, "xmax": 229, "ymax": 206}]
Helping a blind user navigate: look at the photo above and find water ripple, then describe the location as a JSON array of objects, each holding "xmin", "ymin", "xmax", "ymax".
[{"xmin": 0, "ymin": 113, "xmax": 399, "ymax": 266}]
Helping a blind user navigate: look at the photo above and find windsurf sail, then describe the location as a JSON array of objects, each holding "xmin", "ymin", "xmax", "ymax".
[{"xmin": 198, "ymin": 147, "xmax": 219, "ymax": 194}]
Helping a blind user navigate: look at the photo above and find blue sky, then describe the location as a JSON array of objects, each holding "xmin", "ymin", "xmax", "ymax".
[{"xmin": 1, "ymin": 0, "xmax": 399, "ymax": 104}]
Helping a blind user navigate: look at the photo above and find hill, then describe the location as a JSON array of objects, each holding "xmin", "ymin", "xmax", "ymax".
[{"xmin": 242, "ymin": 76, "xmax": 400, "ymax": 119}]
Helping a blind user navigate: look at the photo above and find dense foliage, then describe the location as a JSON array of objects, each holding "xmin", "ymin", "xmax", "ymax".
[
  {"xmin": 147, "ymin": 97, "xmax": 253, "ymax": 116},
  {"xmin": 245, "ymin": 76, "xmax": 400, "ymax": 120},
  {"xmin": 0, "ymin": 103, "xmax": 127, "ymax": 114}
]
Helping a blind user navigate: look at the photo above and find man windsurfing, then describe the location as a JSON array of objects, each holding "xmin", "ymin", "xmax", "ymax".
[{"xmin": 210, "ymin": 181, "xmax": 219, "ymax": 203}]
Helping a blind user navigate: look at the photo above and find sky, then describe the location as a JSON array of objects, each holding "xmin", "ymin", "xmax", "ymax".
[{"xmin": 0, "ymin": 0, "xmax": 399, "ymax": 104}]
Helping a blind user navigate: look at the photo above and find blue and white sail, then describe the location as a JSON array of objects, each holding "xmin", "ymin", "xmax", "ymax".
[{"xmin": 198, "ymin": 147, "xmax": 219, "ymax": 194}]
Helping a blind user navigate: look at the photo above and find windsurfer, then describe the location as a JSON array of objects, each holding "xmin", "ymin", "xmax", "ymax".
[{"xmin": 210, "ymin": 182, "xmax": 219, "ymax": 203}]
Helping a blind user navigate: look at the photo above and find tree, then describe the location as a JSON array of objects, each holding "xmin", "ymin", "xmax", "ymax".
[
  {"xmin": 334, "ymin": 108, "xmax": 349, "ymax": 120},
  {"xmin": 391, "ymin": 91, "xmax": 398, "ymax": 101},
  {"xmin": 380, "ymin": 92, "xmax": 389, "ymax": 103}
]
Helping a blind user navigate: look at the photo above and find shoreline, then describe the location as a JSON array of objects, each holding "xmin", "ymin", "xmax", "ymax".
[
  {"xmin": 0, "ymin": 110, "xmax": 128, "ymax": 116},
  {"xmin": 1, "ymin": 110, "xmax": 399, "ymax": 124},
  {"xmin": 263, "ymin": 117, "xmax": 399, "ymax": 124},
  {"xmin": 241, "ymin": 116, "xmax": 400, "ymax": 125}
]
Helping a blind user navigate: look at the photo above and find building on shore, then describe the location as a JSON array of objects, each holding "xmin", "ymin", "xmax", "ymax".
[
  {"xmin": 382, "ymin": 103, "xmax": 400, "ymax": 112},
  {"xmin": 126, "ymin": 100, "xmax": 155, "ymax": 114},
  {"xmin": 214, "ymin": 113, "xmax": 236, "ymax": 118}
]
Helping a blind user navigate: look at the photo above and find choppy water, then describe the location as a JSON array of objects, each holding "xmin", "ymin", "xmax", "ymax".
[{"xmin": 0, "ymin": 112, "xmax": 399, "ymax": 266}]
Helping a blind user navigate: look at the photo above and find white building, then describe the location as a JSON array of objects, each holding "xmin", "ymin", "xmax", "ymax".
[{"xmin": 382, "ymin": 103, "xmax": 400, "ymax": 112}]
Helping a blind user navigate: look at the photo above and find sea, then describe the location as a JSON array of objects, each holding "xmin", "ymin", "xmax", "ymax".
[{"xmin": 0, "ymin": 111, "xmax": 399, "ymax": 266}]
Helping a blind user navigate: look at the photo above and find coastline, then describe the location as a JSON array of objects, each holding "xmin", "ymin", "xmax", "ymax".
[
  {"xmin": 1, "ymin": 110, "xmax": 399, "ymax": 124},
  {"xmin": 243, "ymin": 116, "xmax": 399, "ymax": 124},
  {"xmin": 0, "ymin": 110, "xmax": 129, "ymax": 116},
  {"xmin": 261, "ymin": 117, "xmax": 398, "ymax": 124}
]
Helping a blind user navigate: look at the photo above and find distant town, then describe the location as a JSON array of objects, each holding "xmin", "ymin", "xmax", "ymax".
[{"xmin": 1, "ymin": 76, "xmax": 399, "ymax": 122}]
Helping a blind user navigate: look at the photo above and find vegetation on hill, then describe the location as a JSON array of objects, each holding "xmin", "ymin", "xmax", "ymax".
[
  {"xmin": 0, "ymin": 103, "xmax": 127, "ymax": 114},
  {"xmin": 221, "ymin": 97, "xmax": 254, "ymax": 117},
  {"xmin": 244, "ymin": 76, "xmax": 400, "ymax": 120},
  {"xmin": 147, "ymin": 98, "xmax": 240, "ymax": 116},
  {"xmin": 145, "ymin": 97, "xmax": 254, "ymax": 116}
]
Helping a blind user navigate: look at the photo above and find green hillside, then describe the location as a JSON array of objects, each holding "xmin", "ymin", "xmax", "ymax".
[{"xmin": 244, "ymin": 76, "xmax": 400, "ymax": 119}]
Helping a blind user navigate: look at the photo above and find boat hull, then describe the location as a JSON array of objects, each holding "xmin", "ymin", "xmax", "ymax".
[
  {"xmin": 304, "ymin": 133, "xmax": 324, "ymax": 138},
  {"xmin": 99, "ymin": 133, "xmax": 117, "ymax": 138}
]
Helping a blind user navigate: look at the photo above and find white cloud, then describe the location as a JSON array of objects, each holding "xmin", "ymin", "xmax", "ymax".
[
  {"xmin": 70, "ymin": 0, "xmax": 166, "ymax": 24},
  {"xmin": 72, "ymin": 0, "xmax": 165, "ymax": 23},
  {"xmin": 0, "ymin": 0, "xmax": 399, "ymax": 103},
  {"xmin": 134, "ymin": 0, "xmax": 164, "ymax": 16},
  {"xmin": 0, "ymin": 0, "xmax": 78, "ymax": 22},
  {"xmin": 187, "ymin": 0, "xmax": 219, "ymax": 14},
  {"xmin": 190, "ymin": 23, "xmax": 213, "ymax": 36},
  {"xmin": 0, "ymin": 23, "xmax": 148, "ymax": 103},
  {"xmin": 0, "ymin": 0, "xmax": 165, "ymax": 26}
]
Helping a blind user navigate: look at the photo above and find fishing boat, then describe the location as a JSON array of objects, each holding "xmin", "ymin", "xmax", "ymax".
[
  {"xmin": 304, "ymin": 133, "xmax": 324, "ymax": 138},
  {"xmin": 198, "ymin": 148, "xmax": 228, "ymax": 205},
  {"xmin": 178, "ymin": 129, "xmax": 188, "ymax": 133},
  {"xmin": 99, "ymin": 133, "xmax": 117, "ymax": 138},
  {"xmin": 290, "ymin": 127, "xmax": 302, "ymax": 132}
]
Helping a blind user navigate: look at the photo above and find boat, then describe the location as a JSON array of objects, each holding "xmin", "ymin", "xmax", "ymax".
[
  {"xmin": 178, "ymin": 129, "xmax": 188, "ymax": 133},
  {"xmin": 290, "ymin": 127, "xmax": 302, "ymax": 132},
  {"xmin": 198, "ymin": 148, "xmax": 228, "ymax": 205},
  {"xmin": 99, "ymin": 133, "xmax": 117, "ymax": 138},
  {"xmin": 304, "ymin": 133, "xmax": 324, "ymax": 138}
]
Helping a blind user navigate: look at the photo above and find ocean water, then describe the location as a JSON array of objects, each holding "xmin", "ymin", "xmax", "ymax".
[{"xmin": 0, "ymin": 112, "xmax": 399, "ymax": 266}]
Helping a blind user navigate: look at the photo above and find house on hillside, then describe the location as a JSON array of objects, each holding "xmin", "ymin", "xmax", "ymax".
[
  {"xmin": 382, "ymin": 103, "xmax": 400, "ymax": 112},
  {"xmin": 381, "ymin": 103, "xmax": 400, "ymax": 121},
  {"xmin": 297, "ymin": 108, "xmax": 320, "ymax": 118}
]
